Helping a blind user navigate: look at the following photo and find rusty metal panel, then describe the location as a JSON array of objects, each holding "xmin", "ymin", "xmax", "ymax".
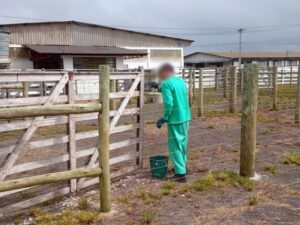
[
  {"xmin": 7, "ymin": 23, "xmax": 72, "ymax": 45},
  {"xmin": 71, "ymin": 24, "xmax": 180, "ymax": 47}
]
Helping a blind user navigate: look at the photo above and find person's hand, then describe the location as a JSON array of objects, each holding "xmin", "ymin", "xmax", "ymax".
[
  {"xmin": 156, "ymin": 118, "xmax": 166, "ymax": 129},
  {"xmin": 148, "ymin": 81, "xmax": 159, "ymax": 89}
]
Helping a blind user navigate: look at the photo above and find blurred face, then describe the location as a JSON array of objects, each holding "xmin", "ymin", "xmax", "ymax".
[{"xmin": 159, "ymin": 69, "xmax": 173, "ymax": 80}]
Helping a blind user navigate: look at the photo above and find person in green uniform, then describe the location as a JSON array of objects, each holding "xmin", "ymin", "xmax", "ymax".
[{"xmin": 156, "ymin": 64, "xmax": 191, "ymax": 183}]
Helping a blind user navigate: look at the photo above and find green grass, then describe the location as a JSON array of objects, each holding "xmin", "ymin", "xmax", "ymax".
[
  {"xmin": 248, "ymin": 195, "xmax": 259, "ymax": 206},
  {"xmin": 204, "ymin": 110, "xmax": 241, "ymax": 118},
  {"xmin": 160, "ymin": 181, "xmax": 177, "ymax": 190},
  {"xmin": 257, "ymin": 114, "xmax": 277, "ymax": 123},
  {"xmin": 33, "ymin": 209, "xmax": 100, "ymax": 225},
  {"xmin": 194, "ymin": 171, "xmax": 255, "ymax": 191},
  {"xmin": 263, "ymin": 164, "xmax": 278, "ymax": 174},
  {"xmin": 137, "ymin": 188, "xmax": 161, "ymax": 204},
  {"xmin": 78, "ymin": 197, "xmax": 90, "ymax": 210},
  {"xmin": 188, "ymin": 149, "xmax": 201, "ymax": 160},
  {"xmin": 283, "ymin": 152, "xmax": 300, "ymax": 165},
  {"xmin": 142, "ymin": 211, "xmax": 155, "ymax": 224},
  {"xmin": 160, "ymin": 189, "xmax": 172, "ymax": 196}
]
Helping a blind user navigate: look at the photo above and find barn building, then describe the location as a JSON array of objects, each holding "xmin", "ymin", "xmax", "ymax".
[
  {"xmin": 0, "ymin": 21, "xmax": 193, "ymax": 70},
  {"xmin": 185, "ymin": 51, "xmax": 300, "ymax": 68}
]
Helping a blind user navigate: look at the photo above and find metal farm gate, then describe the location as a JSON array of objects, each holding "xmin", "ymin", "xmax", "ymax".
[{"xmin": 0, "ymin": 69, "xmax": 144, "ymax": 216}]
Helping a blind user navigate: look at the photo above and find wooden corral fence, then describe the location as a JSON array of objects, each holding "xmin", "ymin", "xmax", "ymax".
[
  {"xmin": 0, "ymin": 66, "xmax": 144, "ymax": 216},
  {"xmin": 180, "ymin": 66, "xmax": 299, "ymax": 90},
  {"xmin": 181, "ymin": 66, "xmax": 300, "ymax": 123}
]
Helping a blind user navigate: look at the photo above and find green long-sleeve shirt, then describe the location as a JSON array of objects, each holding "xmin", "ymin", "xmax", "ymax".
[{"xmin": 160, "ymin": 75, "xmax": 191, "ymax": 124}]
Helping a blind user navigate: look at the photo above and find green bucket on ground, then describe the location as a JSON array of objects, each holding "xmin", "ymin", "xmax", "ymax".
[{"xmin": 150, "ymin": 155, "xmax": 169, "ymax": 179}]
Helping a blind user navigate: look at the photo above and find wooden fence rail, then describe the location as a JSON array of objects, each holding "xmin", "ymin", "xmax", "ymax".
[{"xmin": 0, "ymin": 67, "xmax": 145, "ymax": 216}]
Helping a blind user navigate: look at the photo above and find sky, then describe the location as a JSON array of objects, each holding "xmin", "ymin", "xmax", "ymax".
[{"xmin": 1, "ymin": 0, "xmax": 300, "ymax": 54}]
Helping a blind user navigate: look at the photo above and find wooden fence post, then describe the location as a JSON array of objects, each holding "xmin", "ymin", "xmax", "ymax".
[
  {"xmin": 238, "ymin": 68, "xmax": 243, "ymax": 95},
  {"xmin": 136, "ymin": 68, "xmax": 144, "ymax": 168},
  {"xmin": 240, "ymin": 64, "xmax": 259, "ymax": 178},
  {"xmin": 223, "ymin": 67, "xmax": 228, "ymax": 98},
  {"xmin": 99, "ymin": 65, "xmax": 111, "ymax": 212},
  {"xmin": 22, "ymin": 82, "xmax": 29, "ymax": 97},
  {"xmin": 272, "ymin": 67, "xmax": 278, "ymax": 110},
  {"xmin": 197, "ymin": 68, "xmax": 204, "ymax": 117},
  {"xmin": 188, "ymin": 69, "xmax": 193, "ymax": 106},
  {"xmin": 110, "ymin": 80, "xmax": 117, "ymax": 110},
  {"xmin": 215, "ymin": 68, "xmax": 219, "ymax": 91},
  {"xmin": 67, "ymin": 73, "xmax": 77, "ymax": 193},
  {"xmin": 229, "ymin": 67, "xmax": 237, "ymax": 113},
  {"xmin": 290, "ymin": 67, "xmax": 293, "ymax": 86},
  {"xmin": 192, "ymin": 68, "xmax": 196, "ymax": 99},
  {"xmin": 296, "ymin": 66, "xmax": 300, "ymax": 124}
]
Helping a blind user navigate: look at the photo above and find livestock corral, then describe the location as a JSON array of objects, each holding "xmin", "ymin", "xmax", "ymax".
[{"xmin": 0, "ymin": 65, "xmax": 299, "ymax": 225}]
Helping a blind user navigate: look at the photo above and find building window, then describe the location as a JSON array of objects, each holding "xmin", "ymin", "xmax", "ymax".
[{"xmin": 73, "ymin": 57, "xmax": 116, "ymax": 69}]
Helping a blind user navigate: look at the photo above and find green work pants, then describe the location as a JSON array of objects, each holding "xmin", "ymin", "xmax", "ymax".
[{"xmin": 167, "ymin": 121, "xmax": 189, "ymax": 175}]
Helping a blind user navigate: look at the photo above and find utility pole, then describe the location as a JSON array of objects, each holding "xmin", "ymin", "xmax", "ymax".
[{"xmin": 238, "ymin": 28, "xmax": 244, "ymax": 69}]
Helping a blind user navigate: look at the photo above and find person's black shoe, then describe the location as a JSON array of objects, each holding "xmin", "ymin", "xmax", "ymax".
[
  {"xmin": 171, "ymin": 168, "xmax": 189, "ymax": 174},
  {"xmin": 170, "ymin": 174, "xmax": 186, "ymax": 183}
]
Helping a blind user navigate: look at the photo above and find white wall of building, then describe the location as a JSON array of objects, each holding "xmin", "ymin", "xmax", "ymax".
[
  {"xmin": 10, "ymin": 58, "xmax": 33, "ymax": 69},
  {"xmin": 124, "ymin": 47, "xmax": 184, "ymax": 71},
  {"xmin": 62, "ymin": 55, "xmax": 74, "ymax": 70},
  {"xmin": 115, "ymin": 56, "xmax": 126, "ymax": 69},
  {"xmin": 9, "ymin": 45, "xmax": 34, "ymax": 70}
]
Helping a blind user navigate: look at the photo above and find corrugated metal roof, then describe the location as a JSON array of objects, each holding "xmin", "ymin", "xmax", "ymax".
[
  {"xmin": 26, "ymin": 45, "xmax": 148, "ymax": 56},
  {"xmin": 1, "ymin": 21, "xmax": 193, "ymax": 43},
  {"xmin": 208, "ymin": 52, "xmax": 300, "ymax": 59}
]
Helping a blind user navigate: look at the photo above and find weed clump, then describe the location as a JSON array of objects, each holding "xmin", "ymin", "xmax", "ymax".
[
  {"xmin": 192, "ymin": 171, "xmax": 255, "ymax": 192},
  {"xmin": 248, "ymin": 195, "xmax": 259, "ymax": 206},
  {"xmin": 160, "ymin": 189, "xmax": 171, "ymax": 196},
  {"xmin": 160, "ymin": 181, "xmax": 176, "ymax": 190},
  {"xmin": 137, "ymin": 188, "xmax": 161, "ymax": 204},
  {"xmin": 283, "ymin": 152, "xmax": 300, "ymax": 165},
  {"xmin": 78, "ymin": 197, "xmax": 90, "ymax": 210},
  {"xmin": 263, "ymin": 164, "xmax": 278, "ymax": 174},
  {"xmin": 142, "ymin": 211, "xmax": 155, "ymax": 224},
  {"xmin": 118, "ymin": 194, "xmax": 129, "ymax": 204},
  {"xmin": 34, "ymin": 209, "xmax": 100, "ymax": 225},
  {"xmin": 193, "ymin": 173, "xmax": 216, "ymax": 191}
]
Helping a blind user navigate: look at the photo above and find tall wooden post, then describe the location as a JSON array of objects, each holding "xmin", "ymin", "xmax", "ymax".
[
  {"xmin": 229, "ymin": 67, "xmax": 237, "ymax": 113},
  {"xmin": 136, "ymin": 68, "xmax": 144, "ymax": 168},
  {"xmin": 182, "ymin": 69, "xmax": 185, "ymax": 79},
  {"xmin": 215, "ymin": 68, "xmax": 219, "ymax": 91},
  {"xmin": 240, "ymin": 64, "xmax": 259, "ymax": 178},
  {"xmin": 109, "ymin": 80, "xmax": 117, "ymax": 110},
  {"xmin": 272, "ymin": 67, "xmax": 278, "ymax": 110},
  {"xmin": 296, "ymin": 66, "xmax": 300, "ymax": 124},
  {"xmin": 197, "ymin": 68, "xmax": 204, "ymax": 117},
  {"xmin": 192, "ymin": 68, "xmax": 196, "ymax": 99},
  {"xmin": 188, "ymin": 69, "xmax": 193, "ymax": 106},
  {"xmin": 22, "ymin": 82, "xmax": 29, "ymax": 97},
  {"xmin": 99, "ymin": 65, "xmax": 111, "ymax": 212},
  {"xmin": 223, "ymin": 67, "xmax": 228, "ymax": 98},
  {"xmin": 238, "ymin": 68, "xmax": 243, "ymax": 95},
  {"xmin": 67, "ymin": 73, "xmax": 77, "ymax": 193}
]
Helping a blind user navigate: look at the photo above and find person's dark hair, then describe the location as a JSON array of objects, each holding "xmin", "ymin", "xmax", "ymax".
[{"xmin": 158, "ymin": 63, "xmax": 175, "ymax": 75}]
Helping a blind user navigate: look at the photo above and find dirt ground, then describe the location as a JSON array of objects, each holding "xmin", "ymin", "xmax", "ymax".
[{"xmin": 1, "ymin": 87, "xmax": 300, "ymax": 225}]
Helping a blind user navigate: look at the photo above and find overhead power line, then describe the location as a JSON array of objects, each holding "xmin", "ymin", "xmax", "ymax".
[{"xmin": 1, "ymin": 14, "xmax": 300, "ymax": 33}]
